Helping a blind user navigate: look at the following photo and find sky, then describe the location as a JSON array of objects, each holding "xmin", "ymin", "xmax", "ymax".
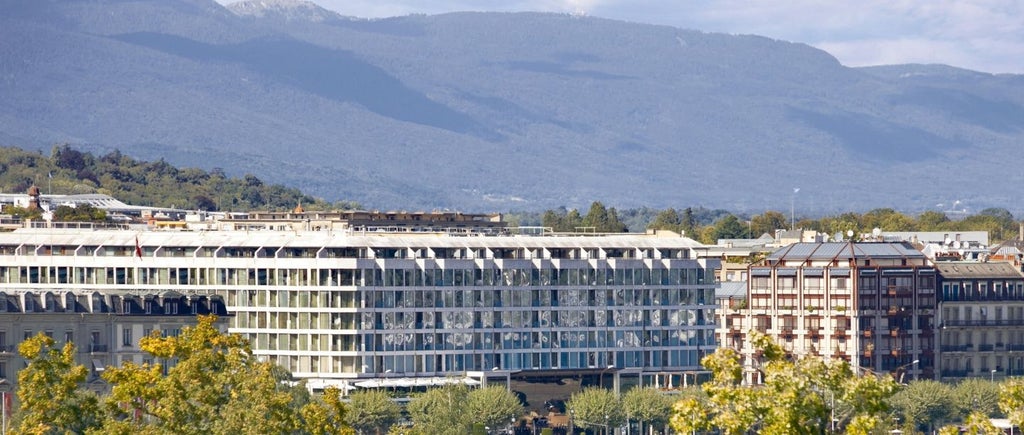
[{"xmin": 227, "ymin": 0, "xmax": 1024, "ymax": 74}]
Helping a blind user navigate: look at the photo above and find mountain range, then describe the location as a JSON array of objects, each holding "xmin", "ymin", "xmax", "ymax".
[{"xmin": 2, "ymin": 0, "xmax": 1023, "ymax": 214}]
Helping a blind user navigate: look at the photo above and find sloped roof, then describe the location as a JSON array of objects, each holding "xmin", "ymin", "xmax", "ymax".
[
  {"xmin": 768, "ymin": 242, "xmax": 924, "ymax": 262},
  {"xmin": 934, "ymin": 261, "xmax": 1024, "ymax": 279}
]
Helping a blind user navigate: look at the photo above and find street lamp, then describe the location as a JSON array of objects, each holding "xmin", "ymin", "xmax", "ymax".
[
  {"xmin": 895, "ymin": 360, "xmax": 919, "ymax": 384},
  {"xmin": 599, "ymin": 364, "xmax": 615, "ymax": 388},
  {"xmin": 992, "ymin": 369, "xmax": 997, "ymax": 382}
]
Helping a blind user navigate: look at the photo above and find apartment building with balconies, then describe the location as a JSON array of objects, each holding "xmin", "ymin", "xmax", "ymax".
[
  {"xmin": 935, "ymin": 261, "xmax": 1024, "ymax": 380},
  {"xmin": 726, "ymin": 242, "xmax": 936, "ymax": 383}
]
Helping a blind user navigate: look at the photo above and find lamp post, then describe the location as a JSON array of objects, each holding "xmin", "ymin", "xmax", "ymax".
[
  {"xmin": 791, "ymin": 187, "xmax": 799, "ymax": 231},
  {"xmin": 895, "ymin": 359, "xmax": 919, "ymax": 384},
  {"xmin": 992, "ymin": 369, "xmax": 997, "ymax": 382},
  {"xmin": 599, "ymin": 364, "xmax": 615, "ymax": 389}
]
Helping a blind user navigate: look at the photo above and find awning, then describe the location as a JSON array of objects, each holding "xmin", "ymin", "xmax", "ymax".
[
  {"xmin": 353, "ymin": 377, "xmax": 481, "ymax": 389},
  {"xmin": 776, "ymin": 268, "xmax": 798, "ymax": 277},
  {"xmin": 802, "ymin": 268, "xmax": 823, "ymax": 277},
  {"xmin": 829, "ymin": 268, "xmax": 851, "ymax": 276}
]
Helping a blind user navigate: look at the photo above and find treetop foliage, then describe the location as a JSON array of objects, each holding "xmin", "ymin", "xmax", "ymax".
[{"xmin": 0, "ymin": 145, "xmax": 359, "ymax": 212}]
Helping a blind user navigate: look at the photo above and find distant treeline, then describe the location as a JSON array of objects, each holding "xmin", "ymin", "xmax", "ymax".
[
  {"xmin": 3, "ymin": 146, "xmax": 1018, "ymax": 243},
  {"xmin": 512, "ymin": 205, "xmax": 1022, "ymax": 245},
  {"xmin": 0, "ymin": 145, "xmax": 359, "ymax": 212}
]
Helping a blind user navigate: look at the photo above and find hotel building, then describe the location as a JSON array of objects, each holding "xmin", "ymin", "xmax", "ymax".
[{"xmin": 0, "ymin": 220, "xmax": 718, "ymax": 393}]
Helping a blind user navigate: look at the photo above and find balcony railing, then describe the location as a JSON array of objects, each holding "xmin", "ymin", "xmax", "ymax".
[
  {"xmin": 943, "ymin": 319, "xmax": 1024, "ymax": 327},
  {"xmin": 90, "ymin": 344, "xmax": 109, "ymax": 353},
  {"xmin": 979, "ymin": 344, "xmax": 995, "ymax": 352},
  {"xmin": 941, "ymin": 344, "xmax": 972, "ymax": 352}
]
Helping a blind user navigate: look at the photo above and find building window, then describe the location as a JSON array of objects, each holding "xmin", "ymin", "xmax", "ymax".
[
  {"xmin": 64, "ymin": 331, "xmax": 73, "ymax": 344},
  {"xmin": 123, "ymin": 328, "xmax": 132, "ymax": 347}
]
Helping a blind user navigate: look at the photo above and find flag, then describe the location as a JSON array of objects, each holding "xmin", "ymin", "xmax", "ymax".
[{"xmin": 135, "ymin": 237, "xmax": 142, "ymax": 259}]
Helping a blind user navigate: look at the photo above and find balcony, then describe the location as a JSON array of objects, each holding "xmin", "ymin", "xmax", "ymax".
[
  {"xmin": 890, "ymin": 328, "xmax": 904, "ymax": 337},
  {"xmin": 978, "ymin": 344, "xmax": 995, "ymax": 352},
  {"xmin": 891, "ymin": 348, "xmax": 903, "ymax": 357},
  {"xmin": 89, "ymin": 344, "xmax": 109, "ymax": 353},
  {"xmin": 862, "ymin": 329, "xmax": 873, "ymax": 338},
  {"xmin": 943, "ymin": 319, "xmax": 1024, "ymax": 327},
  {"xmin": 940, "ymin": 344, "xmax": 972, "ymax": 352}
]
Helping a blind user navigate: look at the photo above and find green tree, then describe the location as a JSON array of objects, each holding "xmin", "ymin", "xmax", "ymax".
[
  {"xmin": 889, "ymin": 380, "xmax": 958, "ymax": 433},
  {"xmin": 623, "ymin": 387, "xmax": 673, "ymax": 434},
  {"xmin": 2, "ymin": 205, "xmax": 43, "ymax": 221},
  {"xmin": 917, "ymin": 210, "xmax": 951, "ymax": 230},
  {"xmin": 13, "ymin": 333, "xmax": 101, "ymax": 434},
  {"xmin": 300, "ymin": 386, "xmax": 355, "ymax": 435},
  {"xmin": 681, "ymin": 332, "xmax": 895, "ymax": 435},
  {"xmin": 567, "ymin": 387, "xmax": 623, "ymax": 434},
  {"xmin": 100, "ymin": 315, "xmax": 307, "ymax": 434},
  {"xmin": 681, "ymin": 207, "xmax": 697, "ymax": 237},
  {"xmin": 406, "ymin": 383, "xmax": 473, "ymax": 435},
  {"xmin": 750, "ymin": 211, "xmax": 787, "ymax": 237},
  {"xmin": 52, "ymin": 204, "xmax": 106, "ymax": 222},
  {"xmin": 648, "ymin": 208, "xmax": 682, "ymax": 232},
  {"xmin": 466, "ymin": 386, "xmax": 523, "ymax": 431},
  {"xmin": 953, "ymin": 378, "xmax": 1001, "ymax": 418},
  {"xmin": 346, "ymin": 389, "xmax": 399, "ymax": 435},
  {"xmin": 581, "ymin": 202, "xmax": 627, "ymax": 233},
  {"xmin": 669, "ymin": 396, "xmax": 711, "ymax": 435},
  {"xmin": 711, "ymin": 214, "xmax": 749, "ymax": 242},
  {"xmin": 958, "ymin": 410, "xmax": 1002, "ymax": 434},
  {"xmin": 999, "ymin": 378, "xmax": 1024, "ymax": 429}
]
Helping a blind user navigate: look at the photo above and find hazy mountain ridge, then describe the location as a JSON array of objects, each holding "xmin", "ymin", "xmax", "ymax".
[{"xmin": 1, "ymin": 0, "xmax": 1022, "ymax": 213}]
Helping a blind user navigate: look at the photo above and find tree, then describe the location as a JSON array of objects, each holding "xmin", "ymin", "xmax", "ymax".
[
  {"xmin": 678, "ymin": 332, "xmax": 896, "ymax": 435},
  {"xmin": 13, "ymin": 333, "xmax": 101, "ymax": 434},
  {"xmin": 749, "ymin": 211, "xmax": 787, "ymax": 237},
  {"xmin": 347, "ymin": 389, "xmax": 400, "ymax": 435},
  {"xmin": 300, "ymin": 386, "xmax": 355, "ymax": 435},
  {"xmin": 999, "ymin": 378, "xmax": 1024, "ymax": 429},
  {"xmin": 953, "ymin": 378, "xmax": 1001, "ymax": 418},
  {"xmin": 917, "ymin": 211, "xmax": 950, "ymax": 230},
  {"xmin": 100, "ymin": 315, "xmax": 308, "ymax": 434},
  {"xmin": 681, "ymin": 207, "xmax": 697, "ymax": 236},
  {"xmin": 581, "ymin": 202, "xmax": 627, "ymax": 233},
  {"xmin": 567, "ymin": 387, "xmax": 623, "ymax": 434},
  {"xmin": 53, "ymin": 204, "xmax": 106, "ymax": 222},
  {"xmin": 955, "ymin": 410, "xmax": 1002, "ymax": 435},
  {"xmin": 889, "ymin": 380, "xmax": 958, "ymax": 433},
  {"xmin": 648, "ymin": 208, "xmax": 682, "ymax": 232},
  {"xmin": 711, "ymin": 214, "xmax": 749, "ymax": 242},
  {"xmin": 406, "ymin": 383, "xmax": 473, "ymax": 435},
  {"xmin": 466, "ymin": 386, "xmax": 523, "ymax": 431},
  {"xmin": 623, "ymin": 387, "xmax": 673, "ymax": 434},
  {"xmin": 669, "ymin": 396, "xmax": 711, "ymax": 435}
]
